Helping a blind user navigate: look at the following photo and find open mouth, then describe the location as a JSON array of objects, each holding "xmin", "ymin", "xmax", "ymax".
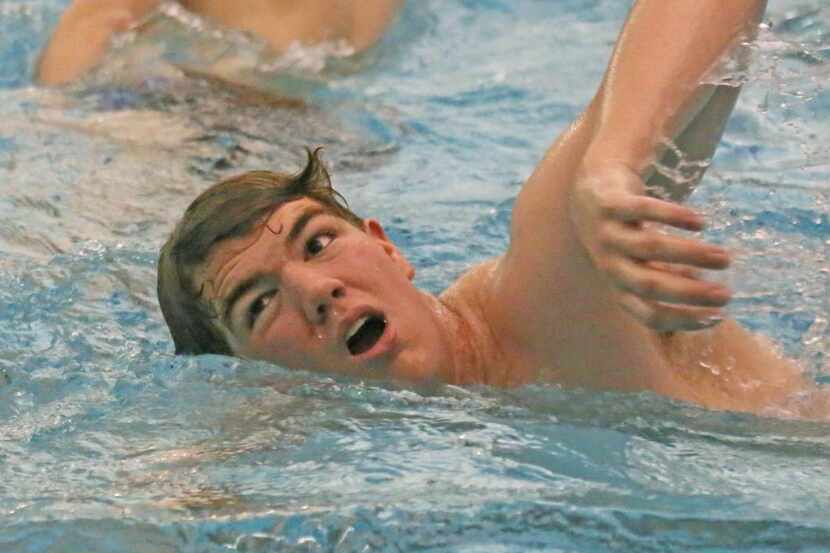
[{"xmin": 345, "ymin": 315, "xmax": 387, "ymax": 356}]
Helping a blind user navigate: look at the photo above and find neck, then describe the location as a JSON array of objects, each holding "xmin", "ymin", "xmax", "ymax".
[{"xmin": 427, "ymin": 291, "xmax": 514, "ymax": 387}]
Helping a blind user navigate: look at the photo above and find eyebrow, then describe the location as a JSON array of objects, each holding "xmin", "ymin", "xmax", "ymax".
[
  {"xmin": 286, "ymin": 206, "xmax": 327, "ymax": 245},
  {"xmin": 220, "ymin": 205, "xmax": 329, "ymax": 329}
]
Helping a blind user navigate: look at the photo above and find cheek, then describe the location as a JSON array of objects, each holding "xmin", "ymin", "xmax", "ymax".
[
  {"xmin": 247, "ymin": 317, "xmax": 309, "ymax": 361},
  {"xmin": 344, "ymin": 244, "xmax": 406, "ymax": 281},
  {"xmin": 249, "ymin": 336, "xmax": 313, "ymax": 370}
]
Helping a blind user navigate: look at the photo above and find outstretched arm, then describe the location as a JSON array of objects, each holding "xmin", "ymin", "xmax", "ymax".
[
  {"xmin": 36, "ymin": 0, "xmax": 161, "ymax": 86},
  {"xmin": 495, "ymin": 0, "xmax": 765, "ymax": 349},
  {"xmin": 567, "ymin": 0, "xmax": 766, "ymax": 330}
]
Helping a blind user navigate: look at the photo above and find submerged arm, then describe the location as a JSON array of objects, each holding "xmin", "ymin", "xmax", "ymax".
[
  {"xmin": 582, "ymin": 0, "xmax": 765, "ymax": 181},
  {"xmin": 645, "ymin": 85, "xmax": 742, "ymax": 202},
  {"xmin": 36, "ymin": 0, "xmax": 162, "ymax": 86},
  {"xmin": 569, "ymin": 0, "xmax": 766, "ymax": 329}
]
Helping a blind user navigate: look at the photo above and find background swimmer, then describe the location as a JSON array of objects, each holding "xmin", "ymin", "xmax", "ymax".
[
  {"xmin": 36, "ymin": 0, "xmax": 405, "ymax": 86},
  {"xmin": 158, "ymin": 0, "xmax": 826, "ymax": 415}
]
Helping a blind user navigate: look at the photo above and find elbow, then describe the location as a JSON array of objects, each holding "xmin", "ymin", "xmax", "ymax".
[
  {"xmin": 34, "ymin": 5, "xmax": 138, "ymax": 87},
  {"xmin": 34, "ymin": 46, "xmax": 97, "ymax": 87},
  {"xmin": 34, "ymin": 57, "xmax": 78, "ymax": 87}
]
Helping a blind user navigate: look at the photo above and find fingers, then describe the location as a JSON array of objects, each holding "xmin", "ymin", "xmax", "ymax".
[
  {"xmin": 596, "ymin": 201, "xmax": 734, "ymax": 331},
  {"xmin": 617, "ymin": 293, "xmax": 725, "ymax": 332},
  {"xmin": 572, "ymin": 169, "xmax": 735, "ymax": 331},
  {"xmin": 646, "ymin": 261, "xmax": 702, "ymax": 280},
  {"xmin": 605, "ymin": 223, "xmax": 730, "ymax": 270},
  {"xmin": 601, "ymin": 193, "xmax": 705, "ymax": 231},
  {"xmin": 607, "ymin": 257, "xmax": 732, "ymax": 307}
]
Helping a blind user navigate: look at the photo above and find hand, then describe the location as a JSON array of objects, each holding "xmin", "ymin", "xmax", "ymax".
[{"xmin": 570, "ymin": 162, "xmax": 732, "ymax": 332}]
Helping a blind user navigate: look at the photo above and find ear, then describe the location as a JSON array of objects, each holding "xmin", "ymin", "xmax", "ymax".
[{"xmin": 362, "ymin": 218, "xmax": 415, "ymax": 280}]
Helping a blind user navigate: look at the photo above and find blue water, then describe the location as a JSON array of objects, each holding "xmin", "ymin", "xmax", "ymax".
[{"xmin": 0, "ymin": 1, "xmax": 828, "ymax": 552}]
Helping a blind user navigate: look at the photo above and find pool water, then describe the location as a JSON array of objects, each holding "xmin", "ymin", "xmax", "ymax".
[{"xmin": 0, "ymin": 1, "xmax": 828, "ymax": 551}]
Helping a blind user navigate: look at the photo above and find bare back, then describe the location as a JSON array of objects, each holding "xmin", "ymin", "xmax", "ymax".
[
  {"xmin": 36, "ymin": 0, "xmax": 404, "ymax": 85},
  {"xmin": 180, "ymin": 0, "xmax": 404, "ymax": 53}
]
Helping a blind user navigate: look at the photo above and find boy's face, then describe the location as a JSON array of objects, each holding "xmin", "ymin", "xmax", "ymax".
[{"xmin": 195, "ymin": 198, "xmax": 453, "ymax": 382}]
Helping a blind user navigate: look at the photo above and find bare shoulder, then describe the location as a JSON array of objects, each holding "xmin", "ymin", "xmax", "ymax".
[
  {"xmin": 439, "ymin": 258, "xmax": 502, "ymax": 328},
  {"xmin": 438, "ymin": 257, "xmax": 539, "ymax": 385}
]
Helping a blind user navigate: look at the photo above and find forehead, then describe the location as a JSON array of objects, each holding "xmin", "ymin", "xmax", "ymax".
[{"xmin": 195, "ymin": 197, "xmax": 324, "ymax": 294}]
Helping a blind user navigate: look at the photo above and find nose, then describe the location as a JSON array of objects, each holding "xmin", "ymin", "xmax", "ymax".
[{"xmin": 283, "ymin": 263, "xmax": 345, "ymax": 325}]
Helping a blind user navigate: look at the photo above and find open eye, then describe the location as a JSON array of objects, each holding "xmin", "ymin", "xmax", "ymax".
[
  {"xmin": 306, "ymin": 233, "xmax": 334, "ymax": 256},
  {"xmin": 248, "ymin": 290, "xmax": 277, "ymax": 328}
]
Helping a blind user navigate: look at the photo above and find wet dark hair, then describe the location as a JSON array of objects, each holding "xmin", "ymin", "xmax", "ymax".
[{"xmin": 157, "ymin": 148, "xmax": 363, "ymax": 355}]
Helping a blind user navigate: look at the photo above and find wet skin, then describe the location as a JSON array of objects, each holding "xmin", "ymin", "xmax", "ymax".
[
  {"xmin": 196, "ymin": 198, "xmax": 460, "ymax": 382},
  {"xmin": 194, "ymin": 194, "xmax": 810, "ymax": 413},
  {"xmin": 180, "ymin": 0, "xmax": 405, "ymax": 53},
  {"xmin": 184, "ymin": 0, "xmax": 823, "ymax": 416},
  {"xmin": 36, "ymin": 0, "xmax": 405, "ymax": 86}
]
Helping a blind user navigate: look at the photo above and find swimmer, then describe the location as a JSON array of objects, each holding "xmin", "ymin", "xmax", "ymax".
[
  {"xmin": 36, "ymin": 0, "xmax": 405, "ymax": 86},
  {"xmin": 157, "ymin": 0, "xmax": 825, "ymax": 415}
]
